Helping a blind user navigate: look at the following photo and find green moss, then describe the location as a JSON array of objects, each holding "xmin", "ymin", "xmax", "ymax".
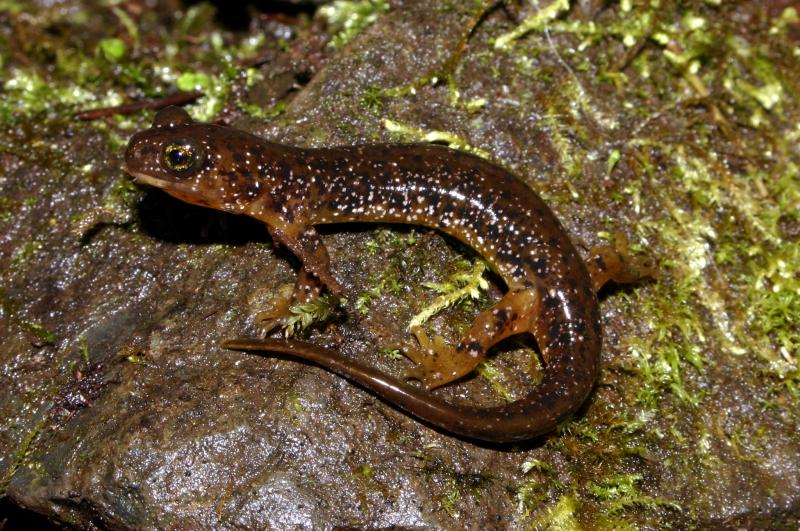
[
  {"xmin": 123, "ymin": 352, "xmax": 147, "ymax": 365},
  {"xmin": 11, "ymin": 238, "xmax": 44, "ymax": 268},
  {"xmin": 364, "ymin": 228, "xmax": 416, "ymax": 255},
  {"xmin": 587, "ymin": 473, "xmax": 681, "ymax": 516},
  {"xmin": 474, "ymin": 360, "xmax": 513, "ymax": 402},
  {"xmin": 97, "ymin": 38, "xmax": 126, "ymax": 63},
  {"xmin": 619, "ymin": 127, "xmax": 798, "ymax": 407},
  {"xmin": 475, "ymin": 10, "xmax": 799, "ymax": 507},
  {"xmin": 178, "ymin": 2, "xmax": 217, "ymax": 38},
  {"xmin": 176, "ymin": 71, "xmax": 211, "ymax": 93},
  {"xmin": 359, "ymin": 85, "xmax": 385, "ymax": 112},
  {"xmin": 355, "ymin": 274, "xmax": 400, "ymax": 315},
  {"xmin": 0, "ymin": 0, "xmax": 250, "ymax": 125},
  {"xmin": 319, "ymin": 0, "xmax": 390, "ymax": 48},
  {"xmin": 283, "ymin": 294, "xmax": 343, "ymax": 336},
  {"xmin": 0, "ymin": 416, "xmax": 47, "ymax": 495},
  {"xmin": 78, "ymin": 336, "xmax": 91, "ymax": 364},
  {"xmin": 410, "ymin": 450, "xmax": 492, "ymax": 519},
  {"xmin": 625, "ymin": 286, "xmax": 705, "ymax": 407},
  {"xmin": 1, "ymin": 70, "xmax": 98, "ymax": 120},
  {"xmin": 181, "ymin": 69, "xmax": 234, "ymax": 122},
  {"xmin": 444, "ymin": 74, "xmax": 487, "ymax": 112},
  {"xmin": 354, "ymin": 229, "xmax": 416, "ymax": 315},
  {"xmin": 285, "ymin": 388, "xmax": 305, "ymax": 417},
  {"xmin": 110, "ymin": 5, "xmax": 139, "ymax": 47},
  {"xmin": 527, "ymin": 493, "xmax": 581, "ymax": 531},
  {"xmin": 542, "ymin": 105, "xmax": 582, "ymax": 188},
  {"xmin": 0, "ymin": 1, "xmax": 25, "ymax": 14},
  {"xmin": 356, "ymin": 2, "xmax": 491, "ymax": 119},
  {"xmin": 0, "ymin": 0, "xmax": 797, "ymax": 525},
  {"xmin": 439, "ymin": 471, "xmax": 492, "ymax": 518},
  {"xmin": 408, "ymin": 260, "xmax": 488, "ymax": 329},
  {"xmin": 748, "ymin": 242, "xmax": 800, "ymax": 393},
  {"xmin": 514, "ymin": 459, "xmax": 568, "ymax": 521},
  {"xmin": 515, "ymin": 479, "xmax": 549, "ymax": 520},
  {"xmin": 0, "ymin": 197, "xmax": 13, "ymax": 223},
  {"xmin": 0, "ymin": 289, "xmax": 57, "ymax": 344},
  {"xmin": 379, "ymin": 347, "xmax": 403, "ymax": 361},
  {"xmin": 493, "ymin": 0, "xmax": 570, "ymax": 50},
  {"xmin": 355, "ymin": 463, "xmax": 374, "ymax": 480},
  {"xmin": 440, "ymin": 477, "xmax": 461, "ymax": 517},
  {"xmin": 24, "ymin": 322, "xmax": 57, "ymax": 345},
  {"xmin": 243, "ymin": 101, "xmax": 287, "ymax": 120},
  {"xmin": 383, "ymin": 119, "xmax": 490, "ymax": 159},
  {"xmin": 606, "ymin": 149, "xmax": 621, "ymax": 176}
]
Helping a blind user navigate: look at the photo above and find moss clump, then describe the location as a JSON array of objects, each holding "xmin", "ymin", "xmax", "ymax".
[
  {"xmin": 526, "ymin": 493, "xmax": 581, "ymax": 530},
  {"xmin": 408, "ymin": 259, "xmax": 488, "ymax": 329},
  {"xmin": 283, "ymin": 294, "xmax": 343, "ymax": 336},
  {"xmin": 587, "ymin": 473, "xmax": 681, "ymax": 515}
]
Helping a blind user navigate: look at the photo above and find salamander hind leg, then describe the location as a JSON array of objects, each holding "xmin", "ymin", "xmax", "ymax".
[
  {"xmin": 405, "ymin": 288, "xmax": 539, "ymax": 390},
  {"xmin": 585, "ymin": 233, "xmax": 655, "ymax": 292}
]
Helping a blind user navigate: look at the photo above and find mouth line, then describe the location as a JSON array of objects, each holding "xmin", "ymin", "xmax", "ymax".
[
  {"xmin": 127, "ymin": 170, "xmax": 197, "ymax": 196},
  {"xmin": 127, "ymin": 170, "xmax": 169, "ymax": 189},
  {"xmin": 126, "ymin": 168, "xmax": 211, "ymax": 207}
]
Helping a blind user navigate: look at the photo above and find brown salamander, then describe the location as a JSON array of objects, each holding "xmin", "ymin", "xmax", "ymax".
[{"xmin": 125, "ymin": 106, "xmax": 651, "ymax": 443}]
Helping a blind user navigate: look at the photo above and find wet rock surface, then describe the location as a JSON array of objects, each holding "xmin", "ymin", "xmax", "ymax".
[{"xmin": 1, "ymin": 0, "xmax": 798, "ymax": 528}]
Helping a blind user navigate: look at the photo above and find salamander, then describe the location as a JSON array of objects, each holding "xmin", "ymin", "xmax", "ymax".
[{"xmin": 125, "ymin": 106, "xmax": 651, "ymax": 443}]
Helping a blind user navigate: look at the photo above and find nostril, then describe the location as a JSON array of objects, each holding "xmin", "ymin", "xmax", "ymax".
[{"xmin": 125, "ymin": 140, "xmax": 145, "ymax": 160}]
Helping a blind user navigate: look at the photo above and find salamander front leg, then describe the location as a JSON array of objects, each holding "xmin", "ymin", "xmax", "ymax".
[
  {"xmin": 256, "ymin": 267, "xmax": 323, "ymax": 333},
  {"xmin": 405, "ymin": 288, "xmax": 539, "ymax": 390},
  {"xmin": 267, "ymin": 224, "xmax": 344, "ymax": 296},
  {"xmin": 254, "ymin": 221, "xmax": 339, "ymax": 334}
]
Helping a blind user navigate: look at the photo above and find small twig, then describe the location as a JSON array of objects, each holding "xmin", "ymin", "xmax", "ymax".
[
  {"xmin": 74, "ymin": 90, "xmax": 204, "ymax": 121},
  {"xmin": 611, "ymin": 34, "xmax": 649, "ymax": 72}
]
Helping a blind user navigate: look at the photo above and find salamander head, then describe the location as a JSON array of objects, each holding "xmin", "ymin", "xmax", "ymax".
[{"xmin": 125, "ymin": 106, "xmax": 269, "ymax": 213}]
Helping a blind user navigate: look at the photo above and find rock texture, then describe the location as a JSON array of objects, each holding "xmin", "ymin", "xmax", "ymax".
[{"xmin": 1, "ymin": 0, "xmax": 798, "ymax": 528}]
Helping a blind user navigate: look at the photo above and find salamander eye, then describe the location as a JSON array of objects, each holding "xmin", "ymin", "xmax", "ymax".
[{"xmin": 163, "ymin": 141, "xmax": 199, "ymax": 173}]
